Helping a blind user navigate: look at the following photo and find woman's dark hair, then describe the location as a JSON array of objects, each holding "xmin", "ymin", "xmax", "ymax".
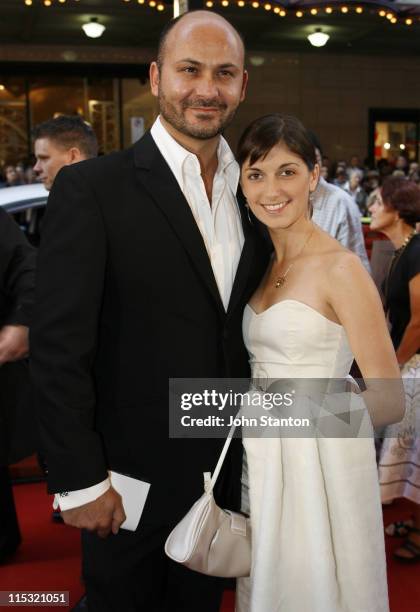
[
  {"xmin": 381, "ymin": 176, "xmax": 420, "ymax": 227},
  {"xmin": 237, "ymin": 114, "xmax": 317, "ymax": 170}
]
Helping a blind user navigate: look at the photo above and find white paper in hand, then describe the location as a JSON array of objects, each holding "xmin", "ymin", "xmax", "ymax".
[{"xmin": 109, "ymin": 471, "xmax": 150, "ymax": 531}]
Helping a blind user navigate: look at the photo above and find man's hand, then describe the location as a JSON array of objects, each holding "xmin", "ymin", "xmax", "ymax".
[
  {"xmin": 61, "ymin": 488, "xmax": 126, "ymax": 538},
  {"xmin": 0, "ymin": 324, "xmax": 29, "ymax": 365}
]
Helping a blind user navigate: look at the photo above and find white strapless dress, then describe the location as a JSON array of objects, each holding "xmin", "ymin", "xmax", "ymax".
[{"xmin": 236, "ymin": 300, "xmax": 389, "ymax": 612}]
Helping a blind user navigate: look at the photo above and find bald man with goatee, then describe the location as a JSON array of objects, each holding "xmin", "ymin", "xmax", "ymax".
[{"xmin": 31, "ymin": 10, "xmax": 268, "ymax": 611}]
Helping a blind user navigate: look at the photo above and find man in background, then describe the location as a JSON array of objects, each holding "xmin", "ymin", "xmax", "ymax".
[
  {"xmin": 33, "ymin": 115, "xmax": 98, "ymax": 191},
  {"xmin": 309, "ymin": 132, "xmax": 371, "ymax": 272},
  {"xmin": 0, "ymin": 207, "xmax": 36, "ymax": 563}
]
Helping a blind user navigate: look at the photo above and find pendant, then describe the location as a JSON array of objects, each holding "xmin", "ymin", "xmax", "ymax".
[{"xmin": 275, "ymin": 277, "xmax": 286, "ymax": 289}]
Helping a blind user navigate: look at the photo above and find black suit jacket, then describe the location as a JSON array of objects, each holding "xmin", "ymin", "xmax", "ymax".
[
  {"xmin": 30, "ymin": 132, "xmax": 269, "ymax": 526},
  {"xmin": 0, "ymin": 208, "xmax": 36, "ymax": 465}
]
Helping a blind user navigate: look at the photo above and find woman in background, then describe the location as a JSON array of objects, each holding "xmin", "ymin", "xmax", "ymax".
[{"xmin": 371, "ymin": 177, "xmax": 420, "ymax": 562}]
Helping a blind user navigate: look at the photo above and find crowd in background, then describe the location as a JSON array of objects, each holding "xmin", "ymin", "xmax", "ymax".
[
  {"xmin": 320, "ymin": 153, "xmax": 420, "ymax": 216},
  {"xmin": 2, "ymin": 148, "xmax": 420, "ymax": 219},
  {"xmin": 0, "ymin": 158, "xmax": 39, "ymax": 189}
]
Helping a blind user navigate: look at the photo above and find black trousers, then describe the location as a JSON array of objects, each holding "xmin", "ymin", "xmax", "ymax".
[
  {"xmin": 82, "ymin": 524, "xmax": 226, "ymax": 612},
  {"xmin": 0, "ymin": 466, "xmax": 21, "ymax": 559}
]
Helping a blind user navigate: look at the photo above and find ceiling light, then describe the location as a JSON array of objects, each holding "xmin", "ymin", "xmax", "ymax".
[
  {"xmin": 0, "ymin": 85, "xmax": 5, "ymax": 91},
  {"xmin": 384, "ymin": 142, "xmax": 391, "ymax": 150},
  {"xmin": 326, "ymin": 7, "xmax": 333, "ymax": 13},
  {"xmin": 249, "ymin": 56, "xmax": 265, "ymax": 67},
  {"xmin": 400, "ymin": 144, "xmax": 406, "ymax": 150},
  {"xmin": 307, "ymin": 29, "xmax": 330, "ymax": 47},
  {"xmin": 82, "ymin": 18, "xmax": 106, "ymax": 39},
  {"xmin": 406, "ymin": 18, "xmax": 413, "ymax": 25}
]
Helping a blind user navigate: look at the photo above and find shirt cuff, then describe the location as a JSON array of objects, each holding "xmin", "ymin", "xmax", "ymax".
[{"xmin": 53, "ymin": 477, "xmax": 111, "ymax": 512}]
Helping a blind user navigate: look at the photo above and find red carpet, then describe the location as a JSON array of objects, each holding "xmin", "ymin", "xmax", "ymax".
[
  {"xmin": 383, "ymin": 499, "xmax": 420, "ymax": 612},
  {"xmin": 0, "ymin": 482, "xmax": 418, "ymax": 611}
]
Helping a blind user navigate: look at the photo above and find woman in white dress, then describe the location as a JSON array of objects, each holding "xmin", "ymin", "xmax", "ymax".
[{"xmin": 235, "ymin": 114, "xmax": 404, "ymax": 612}]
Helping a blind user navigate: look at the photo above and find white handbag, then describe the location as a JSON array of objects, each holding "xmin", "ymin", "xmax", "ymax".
[{"xmin": 165, "ymin": 424, "xmax": 251, "ymax": 577}]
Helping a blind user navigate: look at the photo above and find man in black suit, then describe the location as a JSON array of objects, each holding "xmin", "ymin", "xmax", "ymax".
[
  {"xmin": 31, "ymin": 10, "xmax": 267, "ymax": 611},
  {"xmin": 0, "ymin": 208, "xmax": 36, "ymax": 563}
]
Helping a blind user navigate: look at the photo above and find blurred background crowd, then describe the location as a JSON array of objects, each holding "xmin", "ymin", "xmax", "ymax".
[{"xmin": 3, "ymin": 146, "xmax": 420, "ymax": 219}]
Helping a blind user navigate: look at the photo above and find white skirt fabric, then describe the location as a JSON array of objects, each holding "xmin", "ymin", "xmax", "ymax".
[
  {"xmin": 236, "ymin": 435, "xmax": 389, "ymax": 612},
  {"xmin": 378, "ymin": 354, "xmax": 420, "ymax": 504}
]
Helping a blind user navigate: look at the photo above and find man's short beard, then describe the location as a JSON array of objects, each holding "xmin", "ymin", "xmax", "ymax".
[{"xmin": 158, "ymin": 91, "xmax": 238, "ymax": 140}]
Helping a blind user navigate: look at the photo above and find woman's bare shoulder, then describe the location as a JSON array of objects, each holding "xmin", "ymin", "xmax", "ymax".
[{"xmin": 312, "ymin": 227, "xmax": 360, "ymax": 270}]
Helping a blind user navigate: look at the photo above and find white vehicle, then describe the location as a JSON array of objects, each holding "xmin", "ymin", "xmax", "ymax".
[
  {"xmin": 0, "ymin": 183, "xmax": 48, "ymax": 214},
  {"xmin": 0, "ymin": 183, "xmax": 49, "ymax": 245}
]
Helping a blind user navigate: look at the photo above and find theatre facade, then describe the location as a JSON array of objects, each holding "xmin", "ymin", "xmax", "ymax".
[{"xmin": 1, "ymin": 0, "xmax": 420, "ymax": 166}]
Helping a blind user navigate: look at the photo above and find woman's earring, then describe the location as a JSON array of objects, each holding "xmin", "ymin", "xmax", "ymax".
[
  {"xmin": 245, "ymin": 203, "xmax": 253, "ymax": 225},
  {"xmin": 308, "ymin": 192, "xmax": 314, "ymax": 219}
]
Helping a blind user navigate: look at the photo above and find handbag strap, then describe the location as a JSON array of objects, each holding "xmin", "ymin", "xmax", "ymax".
[{"xmin": 204, "ymin": 422, "xmax": 237, "ymax": 494}]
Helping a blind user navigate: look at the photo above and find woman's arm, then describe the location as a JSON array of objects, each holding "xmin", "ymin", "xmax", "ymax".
[
  {"xmin": 395, "ymin": 274, "xmax": 420, "ymax": 366},
  {"xmin": 327, "ymin": 251, "xmax": 404, "ymax": 428}
]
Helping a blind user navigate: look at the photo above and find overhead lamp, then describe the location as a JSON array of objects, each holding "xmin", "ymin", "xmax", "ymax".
[
  {"xmin": 82, "ymin": 18, "xmax": 106, "ymax": 39},
  {"xmin": 0, "ymin": 85, "xmax": 5, "ymax": 91},
  {"xmin": 307, "ymin": 28, "xmax": 330, "ymax": 47},
  {"xmin": 384, "ymin": 142, "xmax": 391, "ymax": 150},
  {"xmin": 400, "ymin": 144, "xmax": 406, "ymax": 150}
]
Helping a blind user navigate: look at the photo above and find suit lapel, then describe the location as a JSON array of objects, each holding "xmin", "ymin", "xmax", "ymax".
[
  {"xmin": 133, "ymin": 132, "xmax": 225, "ymax": 317},
  {"xmin": 227, "ymin": 186, "xmax": 255, "ymax": 317}
]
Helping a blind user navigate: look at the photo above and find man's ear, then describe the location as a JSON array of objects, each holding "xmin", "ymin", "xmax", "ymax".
[
  {"xmin": 150, "ymin": 62, "xmax": 160, "ymax": 98},
  {"xmin": 68, "ymin": 147, "xmax": 83, "ymax": 165}
]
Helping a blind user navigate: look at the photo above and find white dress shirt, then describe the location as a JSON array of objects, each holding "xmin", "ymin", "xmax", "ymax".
[
  {"xmin": 54, "ymin": 116, "xmax": 244, "ymax": 511},
  {"xmin": 151, "ymin": 116, "xmax": 244, "ymax": 309}
]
